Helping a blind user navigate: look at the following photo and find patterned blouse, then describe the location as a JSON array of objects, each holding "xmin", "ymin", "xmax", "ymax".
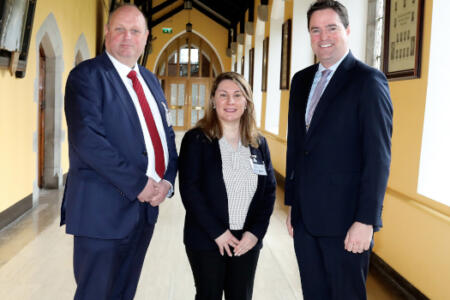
[{"xmin": 219, "ymin": 137, "xmax": 258, "ymax": 230}]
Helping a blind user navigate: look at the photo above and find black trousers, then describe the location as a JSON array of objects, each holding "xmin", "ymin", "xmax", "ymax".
[
  {"xmin": 73, "ymin": 204, "xmax": 154, "ymax": 300},
  {"xmin": 293, "ymin": 219, "xmax": 372, "ymax": 300},
  {"xmin": 186, "ymin": 247, "xmax": 260, "ymax": 300}
]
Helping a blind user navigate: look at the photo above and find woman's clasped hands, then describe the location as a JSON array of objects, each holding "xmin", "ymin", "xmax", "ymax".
[{"xmin": 214, "ymin": 230, "xmax": 258, "ymax": 257}]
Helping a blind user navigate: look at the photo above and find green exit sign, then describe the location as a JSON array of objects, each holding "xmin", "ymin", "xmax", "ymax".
[{"xmin": 162, "ymin": 27, "xmax": 173, "ymax": 34}]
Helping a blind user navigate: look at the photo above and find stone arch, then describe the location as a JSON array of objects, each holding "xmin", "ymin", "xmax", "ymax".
[
  {"xmin": 32, "ymin": 13, "xmax": 64, "ymax": 202},
  {"xmin": 74, "ymin": 33, "xmax": 91, "ymax": 66},
  {"xmin": 153, "ymin": 30, "xmax": 224, "ymax": 73}
]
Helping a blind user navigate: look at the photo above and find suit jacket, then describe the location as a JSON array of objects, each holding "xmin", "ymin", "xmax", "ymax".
[
  {"xmin": 60, "ymin": 53, "xmax": 178, "ymax": 239},
  {"xmin": 285, "ymin": 52, "xmax": 393, "ymax": 237},
  {"xmin": 178, "ymin": 128, "xmax": 277, "ymax": 250}
]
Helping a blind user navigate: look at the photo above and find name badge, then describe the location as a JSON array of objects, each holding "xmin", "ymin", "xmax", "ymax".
[{"xmin": 249, "ymin": 155, "xmax": 267, "ymax": 176}]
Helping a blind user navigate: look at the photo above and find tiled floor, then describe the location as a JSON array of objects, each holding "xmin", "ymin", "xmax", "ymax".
[{"xmin": 0, "ymin": 134, "xmax": 404, "ymax": 299}]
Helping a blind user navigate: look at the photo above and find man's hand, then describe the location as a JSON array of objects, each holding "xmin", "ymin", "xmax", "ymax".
[
  {"xmin": 148, "ymin": 180, "xmax": 171, "ymax": 207},
  {"xmin": 214, "ymin": 230, "xmax": 239, "ymax": 257},
  {"xmin": 234, "ymin": 231, "xmax": 258, "ymax": 257},
  {"xmin": 344, "ymin": 221, "xmax": 373, "ymax": 253},
  {"xmin": 137, "ymin": 178, "xmax": 159, "ymax": 203},
  {"xmin": 286, "ymin": 206, "xmax": 294, "ymax": 237}
]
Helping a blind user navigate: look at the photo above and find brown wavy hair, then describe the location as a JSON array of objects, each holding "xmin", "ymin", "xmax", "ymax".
[{"xmin": 196, "ymin": 72, "xmax": 259, "ymax": 148}]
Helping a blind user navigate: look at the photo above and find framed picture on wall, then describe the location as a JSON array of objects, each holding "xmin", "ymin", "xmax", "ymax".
[
  {"xmin": 0, "ymin": 0, "xmax": 37, "ymax": 78},
  {"xmin": 249, "ymin": 48, "xmax": 254, "ymax": 89},
  {"xmin": 261, "ymin": 37, "xmax": 269, "ymax": 92},
  {"xmin": 383, "ymin": 0, "xmax": 424, "ymax": 80},
  {"xmin": 280, "ymin": 19, "xmax": 292, "ymax": 90}
]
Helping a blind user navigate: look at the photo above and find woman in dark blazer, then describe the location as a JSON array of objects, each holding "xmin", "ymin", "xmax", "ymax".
[{"xmin": 178, "ymin": 72, "xmax": 276, "ymax": 300}]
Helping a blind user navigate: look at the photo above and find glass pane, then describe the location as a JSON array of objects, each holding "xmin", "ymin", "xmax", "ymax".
[
  {"xmin": 179, "ymin": 64, "xmax": 188, "ymax": 77},
  {"xmin": 168, "ymin": 52, "xmax": 177, "ymax": 76},
  {"xmin": 191, "ymin": 48, "xmax": 199, "ymax": 77},
  {"xmin": 177, "ymin": 109, "xmax": 184, "ymax": 126},
  {"xmin": 191, "ymin": 110, "xmax": 197, "ymax": 126},
  {"xmin": 170, "ymin": 84, "xmax": 177, "ymax": 105},
  {"xmin": 201, "ymin": 54, "xmax": 210, "ymax": 77},
  {"xmin": 199, "ymin": 109, "xmax": 204, "ymax": 120},
  {"xmin": 170, "ymin": 110, "xmax": 176, "ymax": 126},
  {"xmin": 180, "ymin": 48, "xmax": 189, "ymax": 63},
  {"xmin": 199, "ymin": 84, "xmax": 206, "ymax": 107},
  {"xmin": 190, "ymin": 48, "xmax": 199, "ymax": 63},
  {"xmin": 179, "ymin": 47, "xmax": 189, "ymax": 77},
  {"xmin": 192, "ymin": 84, "xmax": 198, "ymax": 106},
  {"xmin": 177, "ymin": 84, "xmax": 185, "ymax": 106},
  {"xmin": 191, "ymin": 63, "xmax": 199, "ymax": 77},
  {"xmin": 158, "ymin": 62, "xmax": 166, "ymax": 76}
]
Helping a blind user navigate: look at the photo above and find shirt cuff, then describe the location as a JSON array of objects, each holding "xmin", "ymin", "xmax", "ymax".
[{"xmin": 163, "ymin": 179, "xmax": 174, "ymax": 198}]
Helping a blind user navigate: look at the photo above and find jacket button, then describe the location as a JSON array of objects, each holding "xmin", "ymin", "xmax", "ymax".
[
  {"xmin": 142, "ymin": 151, "xmax": 147, "ymax": 156},
  {"xmin": 304, "ymin": 151, "xmax": 309, "ymax": 156}
]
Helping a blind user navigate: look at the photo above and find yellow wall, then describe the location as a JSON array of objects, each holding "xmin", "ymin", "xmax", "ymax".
[
  {"xmin": 374, "ymin": 0, "xmax": 450, "ymax": 298},
  {"xmin": 257, "ymin": 0, "xmax": 292, "ymax": 177},
  {"xmin": 146, "ymin": 8, "xmax": 231, "ymax": 73},
  {"xmin": 0, "ymin": 0, "xmax": 103, "ymax": 213}
]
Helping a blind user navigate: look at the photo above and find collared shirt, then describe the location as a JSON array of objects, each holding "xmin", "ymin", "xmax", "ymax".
[
  {"xmin": 106, "ymin": 52, "xmax": 169, "ymax": 182},
  {"xmin": 219, "ymin": 137, "xmax": 258, "ymax": 230},
  {"xmin": 305, "ymin": 50, "xmax": 349, "ymax": 123}
]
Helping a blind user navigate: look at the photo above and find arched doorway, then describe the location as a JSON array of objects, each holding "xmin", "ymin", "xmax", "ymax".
[
  {"xmin": 155, "ymin": 32, "xmax": 222, "ymax": 130},
  {"xmin": 38, "ymin": 46, "xmax": 46, "ymax": 189},
  {"xmin": 74, "ymin": 33, "xmax": 90, "ymax": 66},
  {"xmin": 33, "ymin": 13, "xmax": 64, "ymax": 200}
]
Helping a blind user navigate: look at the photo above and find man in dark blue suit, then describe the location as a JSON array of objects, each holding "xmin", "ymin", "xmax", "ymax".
[
  {"xmin": 285, "ymin": 1, "xmax": 393, "ymax": 299},
  {"xmin": 60, "ymin": 4, "xmax": 177, "ymax": 299}
]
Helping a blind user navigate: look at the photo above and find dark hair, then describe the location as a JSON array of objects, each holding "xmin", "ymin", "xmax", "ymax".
[
  {"xmin": 307, "ymin": 0, "xmax": 349, "ymax": 29},
  {"xmin": 196, "ymin": 72, "xmax": 259, "ymax": 148}
]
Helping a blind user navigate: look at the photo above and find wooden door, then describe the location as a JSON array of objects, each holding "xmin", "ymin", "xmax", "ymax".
[
  {"xmin": 165, "ymin": 78, "xmax": 211, "ymax": 130},
  {"xmin": 38, "ymin": 46, "xmax": 46, "ymax": 188},
  {"xmin": 166, "ymin": 78, "xmax": 187, "ymax": 130},
  {"xmin": 188, "ymin": 78, "xmax": 210, "ymax": 128}
]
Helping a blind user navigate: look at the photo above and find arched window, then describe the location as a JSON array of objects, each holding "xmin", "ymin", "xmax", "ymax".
[{"xmin": 155, "ymin": 32, "xmax": 222, "ymax": 130}]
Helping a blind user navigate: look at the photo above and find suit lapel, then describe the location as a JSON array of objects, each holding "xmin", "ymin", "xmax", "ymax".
[
  {"xmin": 139, "ymin": 66, "xmax": 168, "ymax": 126},
  {"xmin": 101, "ymin": 54, "xmax": 143, "ymax": 135},
  {"xmin": 212, "ymin": 138, "xmax": 231, "ymax": 221},
  {"xmin": 300, "ymin": 66, "xmax": 318, "ymax": 135},
  {"xmin": 306, "ymin": 52, "xmax": 356, "ymax": 140}
]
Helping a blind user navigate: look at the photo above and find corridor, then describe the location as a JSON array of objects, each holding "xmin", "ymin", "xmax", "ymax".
[{"xmin": 0, "ymin": 133, "xmax": 402, "ymax": 300}]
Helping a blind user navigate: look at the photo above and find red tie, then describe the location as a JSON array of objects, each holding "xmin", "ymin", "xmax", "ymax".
[{"xmin": 127, "ymin": 70, "xmax": 165, "ymax": 178}]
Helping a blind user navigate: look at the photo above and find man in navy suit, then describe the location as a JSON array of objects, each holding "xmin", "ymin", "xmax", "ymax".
[
  {"xmin": 60, "ymin": 5, "xmax": 177, "ymax": 299},
  {"xmin": 285, "ymin": 1, "xmax": 393, "ymax": 299}
]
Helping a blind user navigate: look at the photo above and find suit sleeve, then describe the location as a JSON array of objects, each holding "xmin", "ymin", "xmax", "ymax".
[
  {"xmin": 285, "ymin": 73, "xmax": 300, "ymax": 206},
  {"xmin": 178, "ymin": 131, "xmax": 227, "ymax": 240},
  {"xmin": 65, "ymin": 68, "xmax": 148, "ymax": 201},
  {"xmin": 245, "ymin": 137, "xmax": 277, "ymax": 240},
  {"xmin": 356, "ymin": 70, "xmax": 393, "ymax": 228}
]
